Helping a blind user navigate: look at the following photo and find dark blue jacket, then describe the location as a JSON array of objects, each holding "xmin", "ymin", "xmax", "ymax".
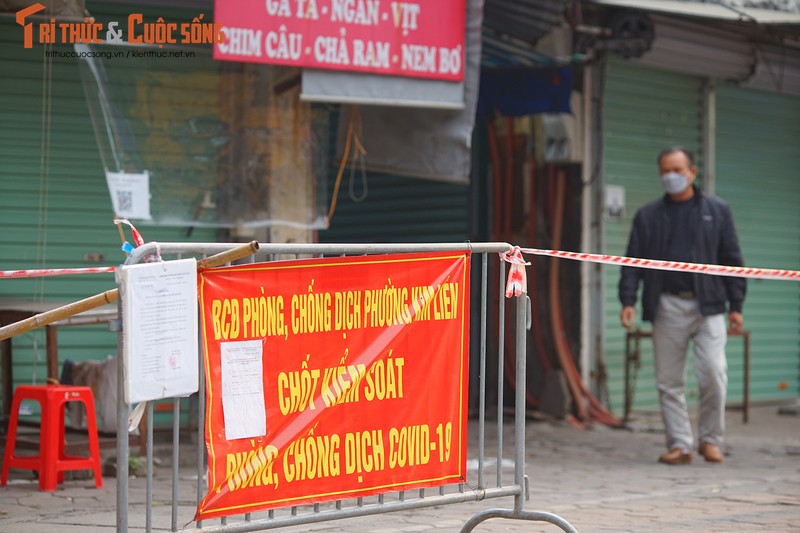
[{"xmin": 618, "ymin": 186, "xmax": 746, "ymax": 322}]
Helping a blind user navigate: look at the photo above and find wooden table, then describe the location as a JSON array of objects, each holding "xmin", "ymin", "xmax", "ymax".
[
  {"xmin": 623, "ymin": 328, "xmax": 751, "ymax": 424},
  {"xmin": 0, "ymin": 298, "xmax": 118, "ymax": 421}
]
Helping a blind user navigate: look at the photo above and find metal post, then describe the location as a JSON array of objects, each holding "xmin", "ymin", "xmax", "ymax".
[
  {"xmin": 146, "ymin": 401, "xmax": 154, "ymax": 533},
  {"xmin": 497, "ymin": 260, "xmax": 505, "ymax": 487},
  {"xmin": 478, "ymin": 253, "xmax": 487, "ymax": 489},
  {"xmin": 116, "ymin": 294, "xmax": 128, "ymax": 533},
  {"xmin": 173, "ymin": 397, "xmax": 180, "ymax": 531},
  {"xmin": 514, "ymin": 292, "xmax": 527, "ymax": 513},
  {"xmin": 197, "ymin": 304, "xmax": 207, "ymax": 529},
  {"xmin": 624, "ymin": 331, "xmax": 632, "ymax": 423},
  {"xmin": 743, "ymin": 331, "xmax": 750, "ymax": 424}
]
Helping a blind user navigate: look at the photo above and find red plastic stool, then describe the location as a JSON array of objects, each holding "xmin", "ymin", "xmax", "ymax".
[{"xmin": 1, "ymin": 385, "xmax": 103, "ymax": 491}]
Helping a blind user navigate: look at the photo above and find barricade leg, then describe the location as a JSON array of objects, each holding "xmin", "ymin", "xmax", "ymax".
[
  {"xmin": 461, "ymin": 508, "xmax": 580, "ymax": 533},
  {"xmin": 461, "ymin": 291, "xmax": 580, "ymax": 533}
]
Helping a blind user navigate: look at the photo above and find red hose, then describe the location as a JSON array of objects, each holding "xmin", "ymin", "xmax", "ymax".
[
  {"xmin": 527, "ymin": 156, "xmax": 553, "ymax": 373},
  {"xmin": 548, "ymin": 164, "xmax": 556, "ymax": 225},
  {"xmin": 549, "ymin": 168, "xmax": 623, "ymax": 428},
  {"xmin": 502, "ymin": 124, "xmax": 538, "ymax": 409},
  {"xmin": 488, "ymin": 118, "xmax": 538, "ymax": 409},
  {"xmin": 487, "ymin": 121, "xmax": 502, "ymax": 239},
  {"xmin": 549, "ymin": 169, "xmax": 588, "ymax": 420}
]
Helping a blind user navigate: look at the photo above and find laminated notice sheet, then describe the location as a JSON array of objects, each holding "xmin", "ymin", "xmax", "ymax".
[{"xmin": 120, "ymin": 258, "xmax": 198, "ymax": 404}]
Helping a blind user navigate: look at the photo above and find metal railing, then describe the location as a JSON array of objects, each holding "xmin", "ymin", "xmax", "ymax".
[{"xmin": 116, "ymin": 242, "xmax": 579, "ymax": 533}]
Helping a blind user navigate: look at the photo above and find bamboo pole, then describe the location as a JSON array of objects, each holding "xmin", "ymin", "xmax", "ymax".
[
  {"xmin": 0, "ymin": 290, "xmax": 119, "ymax": 342},
  {"xmin": 196, "ymin": 240, "xmax": 259, "ymax": 269},
  {"xmin": 0, "ymin": 240, "xmax": 259, "ymax": 341}
]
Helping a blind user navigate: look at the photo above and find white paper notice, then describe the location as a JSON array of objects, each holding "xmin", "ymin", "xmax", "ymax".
[
  {"xmin": 106, "ymin": 170, "xmax": 152, "ymax": 220},
  {"xmin": 220, "ymin": 340, "xmax": 266, "ymax": 441},
  {"xmin": 121, "ymin": 258, "xmax": 198, "ymax": 404}
]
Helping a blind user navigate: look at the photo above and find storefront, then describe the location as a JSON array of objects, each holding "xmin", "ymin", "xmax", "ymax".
[{"xmin": 594, "ymin": 6, "xmax": 800, "ymax": 411}]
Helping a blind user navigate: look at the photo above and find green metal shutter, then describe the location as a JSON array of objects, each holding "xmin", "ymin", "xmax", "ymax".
[
  {"xmin": 320, "ymin": 172, "xmax": 470, "ymax": 243},
  {"xmin": 715, "ymin": 83, "xmax": 800, "ymax": 402},
  {"xmin": 602, "ymin": 57, "xmax": 704, "ymax": 413},
  {"xmin": 0, "ymin": 6, "xmax": 217, "ymax": 405}
]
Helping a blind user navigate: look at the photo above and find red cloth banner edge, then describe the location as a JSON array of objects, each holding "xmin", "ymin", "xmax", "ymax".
[{"xmin": 195, "ymin": 251, "xmax": 471, "ymax": 520}]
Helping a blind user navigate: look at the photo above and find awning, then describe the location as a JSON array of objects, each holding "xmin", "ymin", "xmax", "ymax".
[
  {"xmin": 590, "ymin": 0, "xmax": 800, "ymax": 25},
  {"xmin": 592, "ymin": 7, "xmax": 800, "ymax": 96},
  {"xmin": 301, "ymin": 71, "xmax": 465, "ymax": 110},
  {"xmin": 483, "ymin": 0, "xmax": 568, "ymax": 43},
  {"xmin": 481, "ymin": 30, "xmax": 569, "ymax": 68}
]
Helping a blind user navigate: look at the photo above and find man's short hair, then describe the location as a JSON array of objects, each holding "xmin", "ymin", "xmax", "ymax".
[{"xmin": 657, "ymin": 146, "xmax": 695, "ymax": 166}]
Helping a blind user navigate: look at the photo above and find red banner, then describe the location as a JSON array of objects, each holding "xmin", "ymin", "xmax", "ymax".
[
  {"xmin": 195, "ymin": 251, "xmax": 470, "ymax": 520},
  {"xmin": 213, "ymin": 0, "xmax": 466, "ymax": 81}
]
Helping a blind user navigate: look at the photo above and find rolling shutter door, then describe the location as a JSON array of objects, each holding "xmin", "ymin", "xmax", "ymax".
[
  {"xmin": 320, "ymin": 172, "xmax": 470, "ymax": 243},
  {"xmin": 0, "ymin": 5, "xmax": 218, "ymax": 418},
  {"xmin": 602, "ymin": 57, "xmax": 703, "ymax": 412},
  {"xmin": 715, "ymin": 84, "xmax": 800, "ymax": 402}
]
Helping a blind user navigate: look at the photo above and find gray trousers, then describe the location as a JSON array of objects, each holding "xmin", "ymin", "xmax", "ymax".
[{"xmin": 652, "ymin": 294, "xmax": 728, "ymax": 451}]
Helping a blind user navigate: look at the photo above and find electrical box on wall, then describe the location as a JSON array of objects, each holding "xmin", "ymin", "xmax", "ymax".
[{"xmin": 535, "ymin": 92, "xmax": 583, "ymax": 163}]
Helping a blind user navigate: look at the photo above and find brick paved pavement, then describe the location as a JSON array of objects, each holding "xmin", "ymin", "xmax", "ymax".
[{"xmin": 1, "ymin": 404, "xmax": 798, "ymax": 532}]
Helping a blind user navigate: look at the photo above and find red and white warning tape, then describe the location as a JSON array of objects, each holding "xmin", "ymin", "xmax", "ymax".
[
  {"xmin": 0, "ymin": 220, "xmax": 149, "ymax": 279},
  {"xmin": 500, "ymin": 246, "xmax": 530, "ymax": 297},
  {"xmin": 5, "ymin": 245, "xmax": 798, "ymax": 282},
  {"xmin": 0, "ymin": 266, "xmax": 116, "ymax": 279},
  {"xmin": 114, "ymin": 218, "xmax": 145, "ymax": 247},
  {"xmin": 518, "ymin": 248, "xmax": 800, "ymax": 282}
]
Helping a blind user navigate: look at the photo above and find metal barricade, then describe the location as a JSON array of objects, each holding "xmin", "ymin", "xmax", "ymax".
[{"xmin": 116, "ymin": 242, "xmax": 579, "ymax": 533}]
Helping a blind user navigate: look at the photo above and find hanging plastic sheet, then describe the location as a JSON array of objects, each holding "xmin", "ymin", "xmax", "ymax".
[
  {"xmin": 75, "ymin": 42, "xmax": 330, "ymax": 231},
  {"xmin": 329, "ymin": 0, "xmax": 485, "ymax": 184}
]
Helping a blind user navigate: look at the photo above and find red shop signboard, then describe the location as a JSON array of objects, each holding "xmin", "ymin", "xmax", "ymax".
[{"xmin": 213, "ymin": 0, "xmax": 466, "ymax": 81}]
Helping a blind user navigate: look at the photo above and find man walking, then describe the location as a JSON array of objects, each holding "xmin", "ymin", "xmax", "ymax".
[{"xmin": 619, "ymin": 146, "xmax": 746, "ymax": 465}]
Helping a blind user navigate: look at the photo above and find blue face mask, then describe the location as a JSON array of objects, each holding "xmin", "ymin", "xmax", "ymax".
[{"xmin": 660, "ymin": 172, "xmax": 689, "ymax": 195}]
